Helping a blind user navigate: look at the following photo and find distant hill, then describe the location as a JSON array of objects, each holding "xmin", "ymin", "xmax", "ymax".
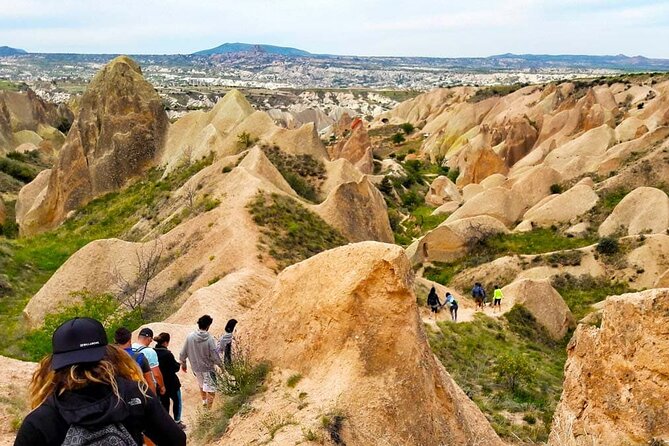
[
  {"xmin": 486, "ymin": 53, "xmax": 669, "ymax": 70},
  {"xmin": 194, "ymin": 42, "xmax": 311, "ymax": 57},
  {"xmin": 0, "ymin": 46, "xmax": 27, "ymax": 56}
]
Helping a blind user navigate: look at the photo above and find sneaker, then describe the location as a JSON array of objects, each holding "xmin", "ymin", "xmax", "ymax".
[{"xmin": 176, "ymin": 421, "xmax": 187, "ymax": 431}]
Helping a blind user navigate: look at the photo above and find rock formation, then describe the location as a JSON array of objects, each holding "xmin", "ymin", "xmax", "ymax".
[
  {"xmin": 239, "ymin": 242, "xmax": 505, "ymax": 446},
  {"xmin": 328, "ymin": 116, "xmax": 374, "ymax": 174},
  {"xmin": 314, "ymin": 176, "xmax": 393, "ymax": 243},
  {"xmin": 501, "ymin": 278, "xmax": 575, "ymax": 340},
  {"xmin": 425, "ymin": 175, "xmax": 461, "ymax": 207},
  {"xmin": 598, "ymin": 187, "xmax": 669, "ymax": 237},
  {"xmin": 16, "ymin": 56, "xmax": 169, "ymax": 235},
  {"xmin": 0, "ymin": 197, "xmax": 5, "ymax": 227},
  {"xmin": 550, "ymin": 289, "xmax": 669, "ymax": 445}
]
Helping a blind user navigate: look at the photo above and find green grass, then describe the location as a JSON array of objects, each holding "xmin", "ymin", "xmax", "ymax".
[
  {"xmin": 487, "ymin": 228, "xmax": 596, "ymax": 255},
  {"xmin": 261, "ymin": 145, "xmax": 326, "ymax": 203},
  {"xmin": 286, "ymin": 373, "xmax": 303, "ymax": 388},
  {"xmin": 551, "ymin": 273, "xmax": 632, "ymax": 321},
  {"xmin": 0, "ymin": 157, "xmax": 213, "ymax": 358},
  {"xmin": 0, "ymin": 80, "xmax": 21, "ymax": 91},
  {"xmin": 429, "ymin": 312, "xmax": 566, "ymax": 443},
  {"xmin": 247, "ymin": 192, "xmax": 347, "ymax": 271}
]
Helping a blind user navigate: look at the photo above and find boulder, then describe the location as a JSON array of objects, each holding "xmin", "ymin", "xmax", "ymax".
[
  {"xmin": 425, "ymin": 175, "xmax": 461, "ymax": 206},
  {"xmin": 412, "ymin": 215, "xmax": 508, "ymax": 263},
  {"xmin": 522, "ymin": 184, "xmax": 599, "ymax": 227},
  {"xmin": 314, "ymin": 177, "xmax": 393, "ymax": 243},
  {"xmin": 432, "ymin": 201, "xmax": 461, "ymax": 216},
  {"xmin": 598, "ymin": 187, "xmax": 669, "ymax": 237},
  {"xmin": 462, "ymin": 183, "xmax": 484, "ymax": 201},
  {"xmin": 240, "ymin": 242, "xmax": 504, "ymax": 446},
  {"xmin": 549, "ymin": 289, "xmax": 669, "ymax": 445},
  {"xmin": 509, "ymin": 165, "xmax": 562, "ymax": 209},
  {"xmin": 501, "ymin": 278, "xmax": 575, "ymax": 340},
  {"xmin": 17, "ymin": 56, "xmax": 169, "ymax": 236},
  {"xmin": 542, "ymin": 125, "xmax": 616, "ymax": 180},
  {"xmin": 566, "ymin": 222, "xmax": 590, "ymax": 238},
  {"xmin": 479, "ymin": 173, "xmax": 506, "ymax": 189},
  {"xmin": 446, "ymin": 187, "xmax": 524, "ymax": 227},
  {"xmin": 13, "ymin": 142, "xmax": 39, "ymax": 154}
]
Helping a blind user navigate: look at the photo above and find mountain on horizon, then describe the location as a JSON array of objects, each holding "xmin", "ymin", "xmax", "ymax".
[
  {"xmin": 0, "ymin": 46, "xmax": 27, "ymax": 56},
  {"xmin": 194, "ymin": 42, "xmax": 311, "ymax": 57}
]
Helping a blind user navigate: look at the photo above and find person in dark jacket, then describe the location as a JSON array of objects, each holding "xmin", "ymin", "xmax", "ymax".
[
  {"xmin": 153, "ymin": 332, "xmax": 184, "ymax": 430},
  {"xmin": 14, "ymin": 317, "xmax": 186, "ymax": 446},
  {"xmin": 217, "ymin": 319, "xmax": 238, "ymax": 367},
  {"xmin": 427, "ymin": 286, "xmax": 442, "ymax": 319}
]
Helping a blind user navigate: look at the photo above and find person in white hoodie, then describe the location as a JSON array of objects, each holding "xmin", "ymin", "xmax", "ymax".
[{"xmin": 179, "ymin": 315, "xmax": 222, "ymax": 409}]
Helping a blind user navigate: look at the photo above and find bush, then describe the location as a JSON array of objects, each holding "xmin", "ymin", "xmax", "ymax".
[
  {"xmin": 596, "ymin": 237, "xmax": 620, "ymax": 255},
  {"xmin": 399, "ymin": 122, "xmax": 415, "ymax": 135},
  {"xmin": 494, "ymin": 352, "xmax": 534, "ymax": 392},
  {"xmin": 391, "ymin": 132, "xmax": 405, "ymax": 145},
  {"xmin": 261, "ymin": 145, "xmax": 326, "ymax": 203},
  {"xmin": 0, "ymin": 156, "xmax": 39, "ymax": 183},
  {"xmin": 446, "ymin": 167, "xmax": 460, "ymax": 184},
  {"xmin": 549, "ymin": 183, "xmax": 563, "ymax": 194}
]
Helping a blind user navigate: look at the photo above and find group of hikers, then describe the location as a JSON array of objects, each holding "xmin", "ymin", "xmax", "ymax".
[
  {"xmin": 427, "ymin": 282, "xmax": 504, "ymax": 321},
  {"xmin": 14, "ymin": 314, "xmax": 239, "ymax": 446}
]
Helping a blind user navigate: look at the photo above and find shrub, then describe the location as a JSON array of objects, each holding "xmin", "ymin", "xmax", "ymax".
[
  {"xmin": 286, "ymin": 373, "xmax": 302, "ymax": 388},
  {"xmin": 494, "ymin": 352, "xmax": 534, "ymax": 393},
  {"xmin": 194, "ymin": 345, "xmax": 269, "ymax": 443},
  {"xmin": 391, "ymin": 132, "xmax": 405, "ymax": 145},
  {"xmin": 0, "ymin": 156, "xmax": 39, "ymax": 183},
  {"xmin": 549, "ymin": 183, "xmax": 563, "ymax": 194},
  {"xmin": 596, "ymin": 237, "xmax": 619, "ymax": 255},
  {"xmin": 399, "ymin": 122, "xmax": 415, "ymax": 135},
  {"xmin": 446, "ymin": 167, "xmax": 460, "ymax": 184},
  {"xmin": 261, "ymin": 145, "xmax": 326, "ymax": 203},
  {"xmin": 237, "ymin": 131, "xmax": 256, "ymax": 149}
]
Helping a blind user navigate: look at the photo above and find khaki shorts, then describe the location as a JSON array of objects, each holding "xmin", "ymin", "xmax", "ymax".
[{"xmin": 194, "ymin": 371, "xmax": 217, "ymax": 393}]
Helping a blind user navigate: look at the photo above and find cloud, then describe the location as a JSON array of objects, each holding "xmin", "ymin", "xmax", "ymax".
[{"xmin": 0, "ymin": 0, "xmax": 667, "ymax": 57}]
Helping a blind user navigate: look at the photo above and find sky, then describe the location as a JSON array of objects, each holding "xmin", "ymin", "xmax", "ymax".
[{"xmin": 0, "ymin": 0, "xmax": 668, "ymax": 58}]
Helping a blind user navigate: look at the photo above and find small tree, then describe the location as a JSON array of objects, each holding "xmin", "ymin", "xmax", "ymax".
[
  {"xmin": 183, "ymin": 182, "xmax": 198, "ymax": 212},
  {"xmin": 494, "ymin": 352, "xmax": 534, "ymax": 393},
  {"xmin": 113, "ymin": 239, "xmax": 164, "ymax": 318}
]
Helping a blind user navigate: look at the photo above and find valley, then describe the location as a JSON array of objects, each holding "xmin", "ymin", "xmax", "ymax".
[{"xmin": 0, "ymin": 52, "xmax": 668, "ymax": 446}]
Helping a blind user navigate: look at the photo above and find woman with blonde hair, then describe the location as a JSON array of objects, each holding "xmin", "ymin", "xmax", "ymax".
[{"xmin": 14, "ymin": 317, "xmax": 186, "ymax": 446}]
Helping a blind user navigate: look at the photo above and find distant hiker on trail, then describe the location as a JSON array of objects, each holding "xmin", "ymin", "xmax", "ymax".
[
  {"xmin": 472, "ymin": 282, "xmax": 486, "ymax": 311},
  {"xmin": 115, "ymin": 327, "xmax": 156, "ymax": 395},
  {"xmin": 493, "ymin": 285, "xmax": 504, "ymax": 313},
  {"xmin": 218, "ymin": 318, "xmax": 238, "ymax": 367},
  {"xmin": 154, "ymin": 332, "xmax": 185, "ymax": 430},
  {"xmin": 14, "ymin": 317, "xmax": 186, "ymax": 446},
  {"xmin": 180, "ymin": 314, "xmax": 223, "ymax": 409},
  {"xmin": 427, "ymin": 286, "xmax": 442, "ymax": 318},
  {"xmin": 132, "ymin": 328, "xmax": 166, "ymax": 398},
  {"xmin": 445, "ymin": 292, "xmax": 458, "ymax": 322}
]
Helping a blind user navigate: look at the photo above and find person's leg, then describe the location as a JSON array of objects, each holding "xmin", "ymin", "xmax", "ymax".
[
  {"xmin": 173, "ymin": 389, "xmax": 182, "ymax": 423},
  {"xmin": 454, "ymin": 307, "xmax": 458, "ymax": 322}
]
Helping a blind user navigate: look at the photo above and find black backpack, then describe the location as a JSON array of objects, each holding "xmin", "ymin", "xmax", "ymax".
[{"xmin": 61, "ymin": 423, "xmax": 136, "ymax": 446}]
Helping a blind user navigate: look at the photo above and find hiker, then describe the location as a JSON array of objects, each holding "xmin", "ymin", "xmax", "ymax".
[
  {"xmin": 180, "ymin": 314, "xmax": 223, "ymax": 409},
  {"xmin": 132, "ymin": 327, "xmax": 166, "ymax": 397},
  {"xmin": 472, "ymin": 282, "xmax": 486, "ymax": 311},
  {"xmin": 445, "ymin": 292, "xmax": 458, "ymax": 322},
  {"xmin": 218, "ymin": 319, "xmax": 238, "ymax": 367},
  {"xmin": 154, "ymin": 333, "xmax": 185, "ymax": 430},
  {"xmin": 115, "ymin": 327, "xmax": 157, "ymax": 395},
  {"xmin": 493, "ymin": 285, "xmax": 504, "ymax": 313},
  {"xmin": 14, "ymin": 317, "xmax": 186, "ymax": 446},
  {"xmin": 427, "ymin": 286, "xmax": 442, "ymax": 318}
]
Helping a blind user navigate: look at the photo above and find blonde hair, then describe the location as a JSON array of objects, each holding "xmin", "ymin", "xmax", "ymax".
[{"xmin": 30, "ymin": 344, "xmax": 148, "ymax": 409}]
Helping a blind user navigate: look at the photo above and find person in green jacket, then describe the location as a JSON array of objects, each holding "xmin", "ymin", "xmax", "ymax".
[{"xmin": 493, "ymin": 285, "xmax": 503, "ymax": 313}]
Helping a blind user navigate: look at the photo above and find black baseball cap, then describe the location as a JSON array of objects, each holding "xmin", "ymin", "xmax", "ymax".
[
  {"xmin": 138, "ymin": 327, "xmax": 154, "ymax": 338},
  {"xmin": 51, "ymin": 317, "xmax": 108, "ymax": 371}
]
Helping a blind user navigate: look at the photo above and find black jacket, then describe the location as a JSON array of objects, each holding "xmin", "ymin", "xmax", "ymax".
[
  {"xmin": 154, "ymin": 345, "xmax": 181, "ymax": 393},
  {"xmin": 14, "ymin": 377, "xmax": 186, "ymax": 446}
]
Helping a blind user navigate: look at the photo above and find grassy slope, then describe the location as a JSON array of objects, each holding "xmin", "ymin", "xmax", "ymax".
[{"xmin": 0, "ymin": 159, "xmax": 211, "ymax": 358}]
